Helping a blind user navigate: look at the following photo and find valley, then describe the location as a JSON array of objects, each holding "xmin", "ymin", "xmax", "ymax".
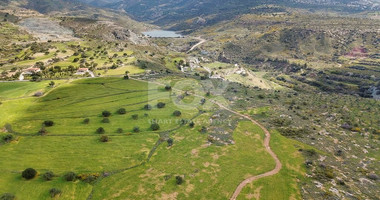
[{"xmin": 0, "ymin": 0, "xmax": 379, "ymax": 200}]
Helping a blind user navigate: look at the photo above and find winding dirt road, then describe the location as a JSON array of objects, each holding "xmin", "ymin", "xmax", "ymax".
[
  {"xmin": 131, "ymin": 77, "xmax": 282, "ymax": 200},
  {"xmin": 212, "ymin": 101, "xmax": 282, "ymax": 200},
  {"xmin": 187, "ymin": 37, "xmax": 206, "ymax": 53}
]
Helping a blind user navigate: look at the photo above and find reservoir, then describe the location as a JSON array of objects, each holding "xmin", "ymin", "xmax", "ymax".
[{"xmin": 142, "ymin": 30, "xmax": 182, "ymax": 38}]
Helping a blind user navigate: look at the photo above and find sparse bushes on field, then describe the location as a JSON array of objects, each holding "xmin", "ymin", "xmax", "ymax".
[
  {"xmin": 77, "ymin": 173, "xmax": 100, "ymax": 183},
  {"xmin": 151, "ymin": 123, "xmax": 160, "ymax": 131},
  {"xmin": 117, "ymin": 108, "xmax": 127, "ymax": 115},
  {"xmin": 49, "ymin": 188, "xmax": 61, "ymax": 198},
  {"xmin": 102, "ymin": 111, "xmax": 111, "ymax": 117},
  {"xmin": 96, "ymin": 127, "xmax": 105, "ymax": 134},
  {"xmin": 63, "ymin": 172, "xmax": 76, "ymax": 181},
  {"xmin": 42, "ymin": 171, "xmax": 55, "ymax": 181},
  {"xmin": 157, "ymin": 102, "xmax": 166, "ymax": 108},
  {"xmin": 22, "ymin": 168, "xmax": 37, "ymax": 180},
  {"xmin": 102, "ymin": 118, "xmax": 110, "ymax": 123},
  {"xmin": 175, "ymin": 176, "xmax": 184, "ymax": 185},
  {"xmin": 43, "ymin": 120, "xmax": 54, "ymax": 127},
  {"xmin": 100, "ymin": 135, "xmax": 109, "ymax": 143},
  {"xmin": 133, "ymin": 126, "xmax": 140, "ymax": 133},
  {"xmin": 144, "ymin": 104, "xmax": 152, "ymax": 110},
  {"xmin": 83, "ymin": 118, "xmax": 90, "ymax": 124},
  {"xmin": 132, "ymin": 114, "xmax": 139, "ymax": 120},
  {"xmin": 0, "ymin": 193, "xmax": 15, "ymax": 200},
  {"xmin": 173, "ymin": 110, "xmax": 181, "ymax": 116}
]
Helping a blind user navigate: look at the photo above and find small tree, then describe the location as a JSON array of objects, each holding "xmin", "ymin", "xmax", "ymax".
[
  {"xmin": 96, "ymin": 127, "xmax": 105, "ymax": 134},
  {"xmin": 175, "ymin": 176, "xmax": 184, "ymax": 185},
  {"xmin": 63, "ymin": 172, "xmax": 76, "ymax": 181},
  {"xmin": 144, "ymin": 104, "xmax": 152, "ymax": 110},
  {"xmin": 100, "ymin": 135, "xmax": 109, "ymax": 142},
  {"xmin": 43, "ymin": 120, "xmax": 54, "ymax": 127},
  {"xmin": 39, "ymin": 127, "xmax": 48, "ymax": 135},
  {"xmin": 165, "ymin": 85, "xmax": 172, "ymax": 91},
  {"xmin": 118, "ymin": 108, "xmax": 127, "ymax": 115},
  {"xmin": 2, "ymin": 134, "xmax": 14, "ymax": 143},
  {"xmin": 151, "ymin": 123, "xmax": 160, "ymax": 131},
  {"xmin": 157, "ymin": 102, "xmax": 166, "ymax": 108},
  {"xmin": 49, "ymin": 81, "xmax": 55, "ymax": 87},
  {"xmin": 167, "ymin": 138, "xmax": 173, "ymax": 147},
  {"xmin": 102, "ymin": 111, "xmax": 111, "ymax": 117},
  {"xmin": 117, "ymin": 128, "xmax": 123, "ymax": 133},
  {"xmin": 42, "ymin": 171, "xmax": 55, "ymax": 181},
  {"xmin": 133, "ymin": 126, "xmax": 140, "ymax": 133},
  {"xmin": 49, "ymin": 188, "xmax": 62, "ymax": 198},
  {"xmin": 22, "ymin": 168, "xmax": 37, "ymax": 180},
  {"xmin": 173, "ymin": 110, "xmax": 181, "ymax": 116},
  {"xmin": 189, "ymin": 121, "xmax": 195, "ymax": 128},
  {"xmin": 102, "ymin": 118, "xmax": 110, "ymax": 123},
  {"xmin": 0, "ymin": 193, "xmax": 15, "ymax": 200},
  {"xmin": 83, "ymin": 118, "xmax": 90, "ymax": 124},
  {"xmin": 132, "ymin": 114, "xmax": 139, "ymax": 120}
]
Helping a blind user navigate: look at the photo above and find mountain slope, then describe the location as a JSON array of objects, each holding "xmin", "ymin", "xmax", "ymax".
[{"xmin": 79, "ymin": 0, "xmax": 380, "ymax": 30}]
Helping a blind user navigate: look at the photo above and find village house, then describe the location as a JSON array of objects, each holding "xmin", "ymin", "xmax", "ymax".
[
  {"xmin": 23, "ymin": 68, "xmax": 41, "ymax": 75},
  {"xmin": 75, "ymin": 68, "xmax": 90, "ymax": 75}
]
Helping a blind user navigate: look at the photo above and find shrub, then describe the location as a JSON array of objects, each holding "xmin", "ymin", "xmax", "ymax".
[
  {"xmin": 151, "ymin": 123, "xmax": 160, "ymax": 131},
  {"xmin": 42, "ymin": 171, "xmax": 55, "ymax": 181},
  {"xmin": 77, "ymin": 173, "xmax": 100, "ymax": 183},
  {"xmin": 175, "ymin": 176, "xmax": 184, "ymax": 185},
  {"xmin": 63, "ymin": 172, "xmax": 76, "ymax": 181},
  {"xmin": 132, "ymin": 114, "xmax": 139, "ymax": 120},
  {"xmin": 133, "ymin": 126, "xmax": 140, "ymax": 133},
  {"xmin": 83, "ymin": 118, "xmax": 90, "ymax": 124},
  {"xmin": 22, "ymin": 168, "xmax": 37, "ymax": 180},
  {"xmin": 102, "ymin": 118, "xmax": 110, "ymax": 123},
  {"xmin": 200, "ymin": 126, "xmax": 207, "ymax": 133},
  {"xmin": 43, "ymin": 120, "xmax": 54, "ymax": 127},
  {"xmin": 157, "ymin": 102, "xmax": 166, "ymax": 108},
  {"xmin": 2, "ymin": 134, "xmax": 13, "ymax": 143},
  {"xmin": 117, "ymin": 108, "xmax": 127, "ymax": 115},
  {"xmin": 144, "ymin": 104, "xmax": 152, "ymax": 110},
  {"xmin": 96, "ymin": 127, "xmax": 105, "ymax": 134},
  {"xmin": 189, "ymin": 121, "xmax": 195, "ymax": 128},
  {"xmin": 49, "ymin": 188, "xmax": 61, "ymax": 198},
  {"xmin": 165, "ymin": 85, "xmax": 172, "ymax": 91},
  {"xmin": 117, "ymin": 128, "xmax": 123, "ymax": 133},
  {"xmin": 173, "ymin": 110, "xmax": 181, "ymax": 116},
  {"xmin": 100, "ymin": 135, "xmax": 109, "ymax": 143},
  {"xmin": 367, "ymin": 173, "xmax": 379, "ymax": 180},
  {"xmin": 0, "ymin": 193, "xmax": 15, "ymax": 200},
  {"xmin": 39, "ymin": 127, "xmax": 47, "ymax": 135},
  {"xmin": 102, "ymin": 111, "xmax": 111, "ymax": 117},
  {"xmin": 167, "ymin": 138, "xmax": 173, "ymax": 147}
]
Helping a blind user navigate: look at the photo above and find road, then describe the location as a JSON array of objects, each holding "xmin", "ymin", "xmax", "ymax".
[
  {"xmin": 131, "ymin": 78, "xmax": 282, "ymax": 199},
  {"xmin": 187, "ymin": 37, "xmax": 206, "ymax": 53}
]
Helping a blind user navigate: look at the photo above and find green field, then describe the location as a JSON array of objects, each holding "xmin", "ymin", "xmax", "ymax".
[{"xmin": 0, "ymin": 77, "xmax": 306, "ymax": 200}]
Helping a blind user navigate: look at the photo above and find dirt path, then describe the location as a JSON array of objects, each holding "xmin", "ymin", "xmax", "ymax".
[
  {"xmin": 213, "ymin": 101, "xmax": 282, "ymax": 200},
  {"xmin": 131, "ymin": 77, "xmax": 282, "ymax": 199},
  {"xmin": 187, "ymin": 37, "xmax": 206, "ymax": 53}
]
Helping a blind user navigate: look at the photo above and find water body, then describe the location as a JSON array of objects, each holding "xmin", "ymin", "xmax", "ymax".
[{"xmin": 142, "ymin": 30, "xmax": 182, "ymax": 38}]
